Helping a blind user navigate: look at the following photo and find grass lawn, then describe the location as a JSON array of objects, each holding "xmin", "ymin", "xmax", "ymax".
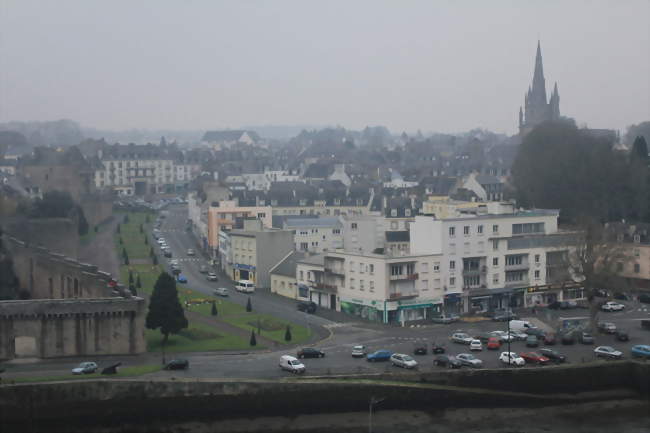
[
  {"xmin": 11, "ymin": 364, "xmax": 162, "ymax": 384},
  {"xmin": 223, "ymin": 313, "xmax": 312, "ymax": 344},
  {"xmin": 120, "ymin": 264, "xmax": 165, "ymax": 295},
  {"xmin": 115, "ymin": 212, "xmax": 153, "ymax": 261},
  {"xmin": 146, "ymin": 322, "xmax": 259, "ymax": 352}
]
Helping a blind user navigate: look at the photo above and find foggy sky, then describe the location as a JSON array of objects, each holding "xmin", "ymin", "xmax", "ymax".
[{"xmin": 0, "ymin": 0, "xmax": 648, "ymax": 135}]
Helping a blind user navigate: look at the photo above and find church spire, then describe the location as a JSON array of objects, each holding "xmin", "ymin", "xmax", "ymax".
[{"xmin": 531, "ymin": 40, "xmax": 547, "ymax": 106}]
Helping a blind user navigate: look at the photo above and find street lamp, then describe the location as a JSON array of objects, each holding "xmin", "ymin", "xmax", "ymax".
[{"xmin": 368, "ymin": 396, "xmax": 385, "ymax": 433}]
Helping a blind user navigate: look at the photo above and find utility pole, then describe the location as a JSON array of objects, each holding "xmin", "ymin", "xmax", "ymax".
[{"xmin": 368, "ymin": 396, "xmax": 385, "ymax": 433}]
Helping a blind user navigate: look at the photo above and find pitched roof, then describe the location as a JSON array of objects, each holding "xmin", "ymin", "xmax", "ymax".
[
  {"xmin": 304, "ymin": 163, "xmax": 333, "ymax": 179},
  {"xmin": 297, "ymin": 253, "xmax": 326, "ymax": 267},
  {"xmin": 270, "ymin": 251, "xmax": 306, "ymax": 277},
  {"xmin": 475, "ymin": 174, "xmax": 501, "ymax": 185}
]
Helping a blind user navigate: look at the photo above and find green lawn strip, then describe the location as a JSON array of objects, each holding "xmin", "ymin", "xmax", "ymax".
[
  {"xmin": 146, "ymin": 322, "xmax": 260, "ymax": 352},
  {"xmin": 120, "ymin": 264, "xmax": 164, "ymax": 295},
  {"xmin": 10, "ymin": 365, "xmax": 162, "ymax": 384},
  {"xmin": 115, "ymin": 212, "xmax": 151, "ymax": 260},
  {"xmin": 223, "ymin": 313, "xmax": 312, "ymax": 344}
]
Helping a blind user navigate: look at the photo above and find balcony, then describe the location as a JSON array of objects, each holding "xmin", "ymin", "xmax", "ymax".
[
  {"xmin": 311, "ymin": 282, "xmax": 337, "ymax": 293},
  {"xmin": 505, "ymin": 279, "xmax": 529, "ymax": 288},
  {"xmin": 462, "ymin": 266, "xmax": 487, "ymax": 276},
  {"xmin": 389, "ymin": 273, "xmax": 419, "ymax": 281},
  {"xmin": 388, "ymin": 291, "xmax": 419, "ymax": 300},
  {"xmin": 325, "ymin": 267, "xmax": 345, "ymax": 277},
  {"xmin": 504, "ymin": 262, "xmax": 530, "ymax": 271}
]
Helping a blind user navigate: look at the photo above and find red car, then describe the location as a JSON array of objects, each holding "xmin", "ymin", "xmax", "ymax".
[
  {"xmin": 519, "ymin": 352, "xmax": 550, "ymax": 365},
  {"xmin": 487, "ymin": 337, "xmax": 501, "ymax": 350}
]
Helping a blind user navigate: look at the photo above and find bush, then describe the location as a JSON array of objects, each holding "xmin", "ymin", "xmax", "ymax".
[
  {"xmin": 284, "ymin": 325, "xmax": 292, "ymax": 342},
  {"xmin": 249, "ymin": 329, "xmax": 257, "ymax": 346},
  {"xmin": 246, "ymin": 297, "xmax": 252, "ymax": 312},
  {"xmin": 211, "ymin": 302, "xmax": 218, "ymax": 316}
]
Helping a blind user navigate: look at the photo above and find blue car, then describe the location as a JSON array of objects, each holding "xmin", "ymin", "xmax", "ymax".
[
  {"xmin": 177, "ymin": 274, "xmax": 188, "ymax": 284},
  {"xmin": 631, "ymin": 345, "xmax": 650, "ymax": 359},
  {"xmin": 366, "ymin": 350, "xmax": 392, "ymax": 362}
]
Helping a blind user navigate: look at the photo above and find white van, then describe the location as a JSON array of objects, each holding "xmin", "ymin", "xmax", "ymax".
[
  {"xmin": 508, "ymin": 320, "xmax": 532, "ymax": 332},
  {"xmin": 235, "ymin": 280, "xmax": 255, "ymax": 294},
  {"xmin": 279, "ymin": 355, "xmax": 305, "ymax": 374}
]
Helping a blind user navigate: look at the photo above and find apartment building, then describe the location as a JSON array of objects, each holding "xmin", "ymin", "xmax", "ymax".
[
  {"xmin": 411, "ymin": 201, "xmax": 579, "ymax": 314},
  {"xmin": 227, "ymin": 219, "xmax": 294, "ymax": 288},
  {"xmin": 206, "ymin": 200, "xmax": 272, "ymax": 257},
  {"xmin": 284, "ymin": 217, "xmax": 343, "ymax": 253}
]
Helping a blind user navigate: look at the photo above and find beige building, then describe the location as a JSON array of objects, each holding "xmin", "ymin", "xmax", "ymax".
[
  {"xmin": 270, "ymin": 251, "xmax": 307, "ymax": 299},
  {"xmin": 207, "ymin": 200, "xmax": 272, "ymax": 257}
]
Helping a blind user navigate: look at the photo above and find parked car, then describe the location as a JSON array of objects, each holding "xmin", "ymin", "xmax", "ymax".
[
  {"xmin": 390, "ymin": 353, "xmax": 418, "ymax": 369},
  {"xmin": 469, "ymin": 339, "xmax": 483, "ymax": 351},
  {"xmin": 639, "ymin": 293, "xmax": 650, "ymax": 304},
  {"xmin": 450, "ymin": 332, "xmax": 473, "ymax": 344},
  {"xmin": 487, "ymin": 337, "xmax": 501, "ymax": 350},
  {"xmin": 213, "ymin": 287, "xmax": 228, "ymax": 297},
  {"xmin": 413, "ymin": 343, "xmax": 428, "ymax": 355},
  {"xmin": 613, "ymin": 292, "xmax": 631, "ymax": 301},
  {"xmin": 519, "ymin": 352, "xmax": 550, "ymax": 365},
  {"xmin": 297, "ymin": 347, "xmax": 325, "ymax": 359},
  {"xmin": 579, "ymin": 332, "xmax": 594, "ymax": 344},
  {"xmin": 526, "ymin": 335, "xmax": 539, "ymax": 347},
  {"xmin": 176, "ymin": 274, "xmax": 188, "ymax": 284},
  {"xmin": 431, "ymin": 342, "xmax": 446, "ymax": 354},
  {"xmin": 539, "ymin": 348, "xmax": 567, "ymax": 363},
  {"xmin": 279, "ymin": 355, "xmax": 305, "ymax": 373},
  {"xmin": 561, "ymin": 331, "xmax": 576, "ymax": 345},
  {"xmin": 601, "ymin": 301, "xmax": 624, "ymax": 312},
  {"xmin": 524, "ymin": 327, "xmax": 546, "ymax": 339},
  {"xmin": 456, "ymin": 353, "xmax": 483, "ymax": 368},
  {"xmin": 509, "ymin": 331, "xmax": 528, "ymax": 341},
  {"xmin": 163, "ymin": 249, "xmax": 172, "ymax": 258},
  {"xmin": 630, "ymin": 345, "xmax": 650, "ymax": 359},
  {"xmin": 597, "ymin": 322, "xmax": 617, "ymax": 334},
  {"xmin": 594, "ymin": 346, "xmax": 623, "ymax": 359},
  {"xmin": 543, "ymin": 333, "xmax": 556, "ymax": 345},
  {"xmin": 433, "ymin": 354, "xmax": 462, "ymax": 369},
  {"xmin": 431, "ymin": 314, "xmax": 460, "ymax": 324},
  {"xmin": 559, "ymin": 301, "xmax": 579, "ymax": 309},
  {"xmin": 199, "ymin": 265, "xmax": 208, "ymax": 273},
  {"xmin": 206, "ymin": 272, "xmax": 218, "ymax": 282},
  {"xmin": 186, "ymin": 249, "xmax": 195, "ymax": 256},
  {"xmin": 490, "ymin": 330, "xmax": 515, "ymax": 343},
  {"xmin": 157, "ymin": 238, "xmax": 166, "ymax": 244},
  {"xmin": 367, "ymin": 350, "xmax": 392, "ymax": 362},
  {"xmin": 499, "ymin": 352, "xmax": 525, "ymax": 366},
  {"xmin": 615, "ymin": 329, "xmax": 629, "ymax": 342},
  {"xmin": 473, "ymin": 332, "xmax": 493, "ymax": 343},
  {"xmin": 164, "ymin": 359, "xmax": 189, "ymax": 370},
  {"xmin": 297, "ymin": 301, "xmax": 317, "ymax": 314},
  {"xmin": 71, "ymin": 361, "xmax": 98, "ymax": 375},
  {"xmin": 351, "ymin": 345, "xmax": 367, "ymax": 358},
  {"xmin": 492, "ymin": 310, "xmax": 518, "ymax": 321}
]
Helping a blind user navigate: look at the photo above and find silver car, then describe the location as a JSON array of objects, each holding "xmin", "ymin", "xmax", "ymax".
[
  {"xmin": 71, "ymin": 361, "xmax": 98, "ymax": 375},
  {"xmin": 451, "ymin": 332, "xmax": 473, "ymax": 344},
  {"xmin": 390, "ymin": 353, "xmax": 418, "ymax": 369},
  {"xmin": 456, "ymin": 353, "xmax": 484, "ymax": 368},
  {"xmin": 594, "ymin": 346, "xmax": 623, "ymax": 359},
  {"xmin": 351, "ymin": 345, "xmax": 367, "ymax": 358}
]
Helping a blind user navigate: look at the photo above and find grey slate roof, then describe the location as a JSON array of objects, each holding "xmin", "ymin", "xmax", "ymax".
[
  {"xmin": 297, "ymin": 253, "xmax": 326, "ymax": 267},
  {"xmin": 270, "ymin": 251, "xmax": 306, "ymax": 278},
  {"xmin": 475, "ymin": 174, "xmax": 501, "ymax": 185}
]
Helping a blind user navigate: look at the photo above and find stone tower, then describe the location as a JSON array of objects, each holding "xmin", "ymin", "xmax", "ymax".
[{"xmin": 519, "ymin": 41, "xmax": 561, "ymax": 135}]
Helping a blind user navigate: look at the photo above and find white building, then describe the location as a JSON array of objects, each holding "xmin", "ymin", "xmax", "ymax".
[
  {"xmin": 284, "ymin": 217, "xmax": 343, "ymax": 253},
  {"xmin": 411, "ymin": 201, "xmax": 579, "ymax": 314}
]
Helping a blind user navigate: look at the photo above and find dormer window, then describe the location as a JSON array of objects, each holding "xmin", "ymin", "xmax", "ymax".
[
  {"xmin": 634, "ymin": 234, "xmax": 641, "ymax": 243},
  {"xmin": 405, "ymin": 209, "xmax": 411, "ymax": 217},
  {"xmin": 299, "ymin": 199, "xmax": 307, "ymax": 206},
  {"xmin": 334, "ymin": 198, "xmax": 341, "ymax": 205},
  {"xmin": 391, "ymin": 209, "xmax": 397, "ymax": 217},
  {"xmin": 271, "ymin": 200, "xmax": 278, "ymax": 206}
]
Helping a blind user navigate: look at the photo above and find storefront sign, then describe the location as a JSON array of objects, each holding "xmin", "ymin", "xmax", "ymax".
[{"xmin": 234, "ymin": 263, "xmax": 256, "ymax": 271}]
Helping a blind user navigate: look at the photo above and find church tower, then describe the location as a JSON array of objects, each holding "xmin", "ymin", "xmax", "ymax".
[{"xmin": 519, "ymin": 41, "xmax": 561, "ymax": 135}]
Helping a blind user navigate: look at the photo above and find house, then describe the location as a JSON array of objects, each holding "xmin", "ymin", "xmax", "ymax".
[
  {"xmin": 207, "ymin": 200, "xmax": 272, "ymax": 258},
  {"xmin": 270, "ymin": 251, "xmax": 306, "ymax": 299},
  {"xmin": 202, "ymin": 130, "xmax": 262, "ymax": 150}
]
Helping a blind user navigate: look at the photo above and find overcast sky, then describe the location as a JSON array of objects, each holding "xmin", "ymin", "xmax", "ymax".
[{"xmin": 0, "ymin": 0, "xmax": 648, "ymax": 135}]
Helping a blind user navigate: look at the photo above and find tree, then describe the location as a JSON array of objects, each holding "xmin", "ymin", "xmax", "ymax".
[
  {"xmin": 257, "ymin": 319, "xmax": 261, "ymax": 335},
  {"xmin": 246, "ymin": 297, "xmax": 252, "ymax": 312},
  {"xmin": 117, "ymin": 224, "xmax": 121, "ymax": 234},
  {"xmin": 129, "ymin": 271, "xmax": 134, "ymax": 285},
  {"xmin": 129, "ymin": 284, "xmax": 137, "ymax": 296},
  {"xmin": 249, "ymin": 329, "xmax": 257, "ymax": 346},
  {"xmin": 146, "ymin": 215, "xmax": 150, "ymax": 223},
  {"xmin": 144, "ymin": 236, "xmax": 148, "ymax": 245},
  {"xmin": 76, "ymin": 206, "xmax": 89, "ymax": 236},
  {"xmin": 136, "ymin": 274, "xmax": 142, "ymax": 289},
  {"xmin": 146, "ymin": 272, "xmax": 188, "ymax": 347},
  {"xmin": 284, "ymin": 325, "xmax": 292, "ymax": 342},
  {"xmin": 119, "ymin": 237, "xmax": 123, "ymax": 244},
  {"xmin": 124, "ymin": 253, "xmax": 129, "ymax": 265},
  {"xmin": 152, "ymin": 255, "xmax": 158, "ymax": 265},
  {"xmin": 211, "ymin": 302, "xmax": 218, "ymax": 316}
]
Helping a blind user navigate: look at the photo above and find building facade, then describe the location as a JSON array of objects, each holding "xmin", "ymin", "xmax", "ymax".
[{"xmin": 284, "ymin": 217, "xmax": 343, "ymax": 253}]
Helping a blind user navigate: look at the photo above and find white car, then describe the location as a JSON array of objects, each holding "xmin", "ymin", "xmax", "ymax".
[
  {"xmin": 187, "ymin": 249, "xmax": 195, "ymax": 256},
  {"xmin": 601, "ymin": 302, "xmax": 624, "ymax": 312},
  {"xmin": 351, "ymin": 345, "xmax": 367, "ymax": 358},
  {"xmin": 491, "ymin": 331, "xmax": 515, "ymax": 343},
  {"xmin": 469, "ymin": 339, "xmax": 483, "ymax": 351},
  {"xmin": 71, "ymin": 361, "xmax": 98, "ymax": 375},
  {"xmin": 451, "ymin": 332, "xmax": 473, "ymax": 344},
  {"xmin": 157, "ymin": 238, "xmax": 166, "ymax": 244},
  {"xmin": 456, "ymin": 353, "xmax": 483, "ymax": 368},
  {"xmin": 499, "ymin": 351, "xmax": 525, "ymax": 366},
  {"xmin": 206, "ymin": 272, "xmax": 218, "ymax": 282},
  {"xmin": 279, "ymin": 355, "xmax": 305, "ymax": 373},
  {"xmin": 594, "ymin": 346, "xmax": 623, "ymax": 359},
  {"xmin": 390, "ymin": 353, "xmax": 419, "ymax": 369}
]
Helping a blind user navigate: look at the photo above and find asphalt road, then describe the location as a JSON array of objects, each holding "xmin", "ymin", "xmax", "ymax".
[{"xmin": 3, "ymin": 204, "xmax": 650, "ymax": 380}]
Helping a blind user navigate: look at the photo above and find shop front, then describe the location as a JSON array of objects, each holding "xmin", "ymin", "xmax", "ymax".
[
  {"xmin": 464, "ymin": 287, "xmax": 525, "ymax": 314},
  {"xmin": 525, "ymin": 282, "xmax": 583, "ymax": 307},
  {"xmin": 443, "ymin": 293, "xmax": 462, "ymax": 315},
  {"xmin": 340, "ymin": 298, "xmax": 381, "ymax": 322},
  {"xmin": 233, "ymin": 263, "xmax": 255, "ymax": 283}
]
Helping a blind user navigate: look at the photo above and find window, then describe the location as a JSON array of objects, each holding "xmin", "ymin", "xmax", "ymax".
[
  {"xmin": 449, "ymin": 277, "xmax": 456, "ymax": 286},
  {"xmin": 634, "ymin": 234, "xmax": 641, "ymax": 243},
  {"xmin": 534, "ymin": 270, "xmax": 540, "ymax": 279},
  {"xmin": 390, "ymin": 221, "xmax": 398, "ymax": 230},
  {"xmin": 359, "ymin": 263, "xmax": 364, "ymax": 273},
  {"xmin": 420, "ymin": 262, "xmax": 428, "ymax": 273},
  {"xmin": 300, "ymin": 242, "xmax": 308, "ymax": 251},
  {"xmin": 360, "ymin": 280, "xmax": 365, "ymax": 290},
  {"xmin": 505, "ymin": 271, "xmax": 526, "ymax": 282},
  {"xmin": 311, "ymin": 241, "xmax": 319, "ymax": 247},
  {"xmin": 333, "ymin": 229, "xmax": 341, "ymax": 235},
  {"xmin": 464, "ymin": 226, "xmax": 470, "ymax": 235},
  {"xmin": 351, "ymin": 223, "xmax": 358, "ymax": 230},
  {"xmin": 512, "ymin": 222, "xmax": 545, "ymax": 235},
  {"xmin": 493, "ymin": 257, "xmax": 499, "ymax": 266},
  {"xmin": 299, "ymin": 270, "xmax": 304, "ymax": 280},
  {"xmin": 449, "ymin": 260, "xmax": 456, "ymax": 270},
  {"xmin": 257, "ymin": 212, "xmax": 266, "ymax": 218},
  {"xmin": 421, "ymin": 279, "xmax": 428, "ymax": 290},
  {"xmin": 492, "ymin": 239, "xmax": 499, "ymax": 251},
  {"xmin": 634, "ymin": 263, "xmax": 640, "ymax": 273},
  {"xmin": 369, "ymin": 281, "xmax": 375, "ymax": 292},
  {"xmin": 350, "ymin": 278, "xmax": 355, "ymax": 289},
  {"xmin": 463, "ymin": 275, "xmax": 480, "ymax": 287},
  {"xmin": 449, "ymin": 227, "xmax": 456, "ymax": 237},
  {"xmin": 492, "ymin": 224, "xmax": 499, "ymax": 234},
  {"xmin": 433, "ymin": 262, "xmax": 440, "ymax": 272},
  {"xmin": 493, "ymin": 274, "xmax": 499, "ymax": 284},
  {"xmin": 506, "ymin": 255, "xmax": 524, "ymax": 266},
  {"xmin": 535, "ymin": 254, "xmax": 540, "ymax": 263},
  {"xmin": 391, "ymin": 265, "xmax": 403, "ymax": 276},
  {"xmin": 369, "ymin": 264, "xmax": 374, "ymax": 274},
  {"xmin": 406, "ymin": 263, "xmax": 415, "ymax": 275},
  {"xmin": 391, "ymin": 209, "xmax": 397, "ymax": 217},
  {"xmin": 405, "ymin": 209, "xmax": 411, "ymax": 217},
  {"xmin": 477, "ymin": 225, "xmax": 484, "ymax": 234},
  {"xmin": 300, "ymin": 230, "xmax": 308, "ymax": 235},
  {"xmin": 350, "ymin": 261, "xmax": 355, "ymax": 270}
]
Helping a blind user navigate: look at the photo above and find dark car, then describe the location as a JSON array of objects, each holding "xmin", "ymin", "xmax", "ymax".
[
  {"xmin": 579, "ymin": 332, "xmax": 595, "ymax": 344},
  {"xmin": 615, "ymin": 329, "xmax": 629, "ymax": 342},
  {"xmin": 560, "ymin": 332, "xmax": 575, "ymax": 345},
  {"xmin": 526, "ymin": 335, "xmax": 539, "ymax": 347},
  {"xmin": 639, "ymin": 294, "xmax": 650, "ymax": 304},
  {"xmin": 547, "ymin": 301, "xmax": 561, "ymax": 310},
  {"xmin": 297, "ymin": 301, "xmax": 317, "ymax": 314},
  {"xmin": 431, "ymin": 342, "xmax": 446, "ymax": 354},
  {"xmin": 433, "ymin": 355, "xmax": 462, "ymax": 369},
  {"xmin": 474, "ymin": 332, "xmax": 494, "ymax": 343},
  {"xmin": 367, "ymin": 350, "xmax": 392, "ymax": 362},
  {"xmin": 525, "ymin": 328, "xmax": 546, "ymax": 339},
  {"xmin": 543, "ymin": 333, "xmax": 556, "ymax": 345},
  {"xmin": 164, "ymin": 359, "xmax": 189, "ymax": 370},
  {"xmin": 492, "ymin": 310, "xmax": 518, "ymax": 321},
  {"xmin": 297, "ymin": 347, "xmax": 325, "ymax": 359},
  {"xmin": 539, "ymin": 348, "xmax": 567, "ymax": 363},
  {"xmin": 413, "ymin": 343, "xmax": 427, "ymax": 355},
  {"xmin": 613, "ymin": 292, "xmax": 631, "ymax": 301}
]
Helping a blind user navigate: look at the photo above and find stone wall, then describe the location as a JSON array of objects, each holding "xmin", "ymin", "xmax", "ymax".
[
  {"xmin": 0, "ymin": 297, "xmax": 146, "ymax": 359},
  {"xmin": 3, "ymin": 217, "xmax": 80, "ymax": 258},
  {"xmin": 79, "ymin": 193, "xmax": 113, "ymax": 228}
]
